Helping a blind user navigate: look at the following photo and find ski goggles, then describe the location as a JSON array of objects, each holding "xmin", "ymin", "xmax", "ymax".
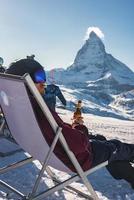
[{"xmin": 34, "ymin": 69, "xmax": 46, "ymax": 83}]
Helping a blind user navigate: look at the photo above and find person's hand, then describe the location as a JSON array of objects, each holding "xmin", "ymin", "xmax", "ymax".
[
  {"xmin": 57, "ymin": 105, "xmax": 66, "ymax": 109},
  {"xmin": 62, "ymin": 105, "xmax": 66, "ymax": 109},
  {"xmin": 72, "ymin": 117, "xmax": 84, "ymax": 127}
]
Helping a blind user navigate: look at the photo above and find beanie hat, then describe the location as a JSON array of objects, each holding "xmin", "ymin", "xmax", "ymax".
[{"xmin": 6, "ymin": 59, "xmax": 46, "ymax": 82}]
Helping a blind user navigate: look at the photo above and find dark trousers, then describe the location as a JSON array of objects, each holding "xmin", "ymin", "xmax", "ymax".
[
  {"xmin": 91, "ymin": 139, "xmax": 134, "ymax": 185},
  {"xmin": 106, "ymin": 161, "xmax": 134, "ymax": 185}
]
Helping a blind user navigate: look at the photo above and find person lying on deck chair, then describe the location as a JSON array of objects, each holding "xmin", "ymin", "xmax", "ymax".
[{"xmin": 6, "ymin": 58, "xmax": 134, "ymax": 189}]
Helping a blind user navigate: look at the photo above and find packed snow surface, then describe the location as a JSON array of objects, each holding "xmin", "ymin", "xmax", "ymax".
[{"xmin": 0, "ymin": 108, "xmax": 134, "ymax": 200}]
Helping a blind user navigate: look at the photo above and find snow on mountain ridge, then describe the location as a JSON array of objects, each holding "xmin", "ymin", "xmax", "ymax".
[
  {"xmin": 110, "ymin": 90, "xmax": 134, "ymax": 114},
  {"xmin": 87, "ymin": 72, "xmax": 112, "ymax": 85},
  {"xmin": 104, "ymin": 54, "xmax": 134, "ymax": 85}
]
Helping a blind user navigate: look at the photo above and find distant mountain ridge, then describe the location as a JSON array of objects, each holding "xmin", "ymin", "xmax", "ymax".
[{"xmin": 46, "ymin": 31, "xmax": 134, "ymax": 120}]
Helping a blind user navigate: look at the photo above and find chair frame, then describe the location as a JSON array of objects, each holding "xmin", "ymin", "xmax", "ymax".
[{"xmin": 0, "ymin": 73, "xmax": 108, "ymax": 200}]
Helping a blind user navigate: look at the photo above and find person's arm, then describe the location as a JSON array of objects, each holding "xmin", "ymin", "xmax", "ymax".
[
  {"xmin": 55, "ymin": 86, "xmax": 66, "ymax": 106},
  {"xmin": 51, "ymin": 110, "xmax": 89, "ymax": 153}
]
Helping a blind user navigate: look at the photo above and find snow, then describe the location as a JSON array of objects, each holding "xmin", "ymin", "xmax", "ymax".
[
  {"xmin": 57, "ymin": 85, "xmax": 134, "ymax": 121},
  {"xmin": 0, "ymin": 108, "xmax": 134, "ymax": 200}
]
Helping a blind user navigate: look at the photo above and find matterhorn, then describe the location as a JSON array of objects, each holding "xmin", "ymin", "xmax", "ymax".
[{"xmin": 47, "ymin": 31, "xmax": 134, "ymax": 120}]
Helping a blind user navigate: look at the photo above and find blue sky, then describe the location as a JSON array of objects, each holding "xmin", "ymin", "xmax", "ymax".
[{"xmin": 0, "ymin": 0, "xmax": 134, "ymax": 71}]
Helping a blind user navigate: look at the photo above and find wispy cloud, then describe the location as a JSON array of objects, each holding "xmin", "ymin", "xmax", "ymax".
[{"xmin": 84, "ymin": 27, "xmax": 104, "ymax": 40}]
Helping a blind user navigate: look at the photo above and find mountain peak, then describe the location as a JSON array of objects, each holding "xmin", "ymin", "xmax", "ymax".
[
  {"xmin": 89, "ymin": 31, "xmax": 99, "ymax": 39},
  {"xmin": 68, "ymin": 32, "xmax": 105, "ymax": 70},
  {"xmin": 86, "ymin": 31, "xmax": 103, "ymax": 44}
]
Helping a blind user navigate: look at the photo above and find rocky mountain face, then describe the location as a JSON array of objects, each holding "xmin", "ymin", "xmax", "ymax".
[
  {"xmin": 67, "ymin": 31, "xmax": 134, "ymax": 91},
  {"xmin": 47, "ymin": 31, "xmax": 134, "ymax": 120}
]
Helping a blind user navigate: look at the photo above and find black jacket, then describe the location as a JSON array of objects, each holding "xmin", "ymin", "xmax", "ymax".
[{"xmin": 43, "ymin": 84, "xmax": 66, "ymax": 111}]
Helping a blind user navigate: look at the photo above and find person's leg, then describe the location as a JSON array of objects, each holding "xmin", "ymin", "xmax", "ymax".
[
  {"xmin": 107, "ymin": 161, "xmax": 134, "ymax": 188},
  {"xmin": 89, "ymin": 134, "xmax": 106, "ymax": 141},
  {"xmin": 109, "ymin": 139, "xmax": 134, "ymax": 162},
  {"xmin": 91, "ymin": 139, "xmax": 134, "ymax": 188},
  {"xmin": 91, "ymin": 139, "xmax": 134, "ymax": 167},
  {"xmin": 91, "ymin": 140, "xmax": 116, "ymax": 167}
]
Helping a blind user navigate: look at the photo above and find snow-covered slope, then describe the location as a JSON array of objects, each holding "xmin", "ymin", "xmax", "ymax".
[
  {"xmin": 0, "ymin": 111, "xmax": 134, "ymax": 200},
  {"xmin": 56, "ymin": 85, "xmax": 134, "ymax": 120},
  {"xmin": 110, "ymin": 90, "xmax": 134, "ymax": 116},
  {"xmin": 46, "ymin": 31, "xmax": 134, "ymax": 120}
]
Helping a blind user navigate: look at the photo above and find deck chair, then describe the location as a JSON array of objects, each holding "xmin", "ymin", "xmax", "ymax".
[
  {"xmin": 0, "ymin": 72, "xmax": 108, "ymax": 200},
  {"xmin": 0, "ymin": 108, "xmax": 22, "ymax": 157},
  {"xmin": 0, "ymin": 109, "xmax": 11, "ymax": 137},
  {"xmin": 0, "ymin": 109, "xmax": 5, "ymax": 134}
]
